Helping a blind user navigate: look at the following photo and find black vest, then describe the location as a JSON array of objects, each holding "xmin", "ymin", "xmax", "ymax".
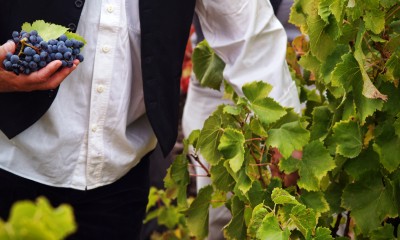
[{"xmin": 0, "ymin": 0, "xmax": 196, "ymax": 156}]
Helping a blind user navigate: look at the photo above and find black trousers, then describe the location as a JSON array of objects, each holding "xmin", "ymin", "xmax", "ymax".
[{"xmin": 0, "ymin": 156, "xmax": 151, "ymax": 240}]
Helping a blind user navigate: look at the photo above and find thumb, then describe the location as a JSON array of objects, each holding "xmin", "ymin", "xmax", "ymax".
[{"xmin": 0, "ymin": 41, "xmax": 16, "ymax": 62}]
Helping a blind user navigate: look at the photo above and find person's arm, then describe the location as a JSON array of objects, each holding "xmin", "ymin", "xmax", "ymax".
[
  {"xmin": 0, "ymin": 41, "xmax": 79, "ymax": 92},
  {"xmin": 195, "ymin": 0, "xmax": 301, "ymax": 112}
]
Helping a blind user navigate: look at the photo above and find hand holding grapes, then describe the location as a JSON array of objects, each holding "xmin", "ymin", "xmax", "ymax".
[{"xmin": 0, "ymin": 40, "xmax": 79, "ymax": 92}]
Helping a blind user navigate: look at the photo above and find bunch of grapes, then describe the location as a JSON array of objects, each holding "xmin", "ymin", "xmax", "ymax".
[{"xmin": 2, "ymin": 30, "xmax": 84, "ymax": 75}]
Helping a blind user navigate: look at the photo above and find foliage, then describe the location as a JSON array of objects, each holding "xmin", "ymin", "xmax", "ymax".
[
  {"xmin": 22, "ymin": 20, "xmax": 86, "ymax": 45},
  {"xmin": 149, "ymin": 0, "xmax": 400, "ymax": 239},
  {"xmin": 0, "ymin": 197, "xmax": 76, "ymax": 240},
  {"xmin": 144, "ymin": 187, "xmax": 192, "ymax": 239}
]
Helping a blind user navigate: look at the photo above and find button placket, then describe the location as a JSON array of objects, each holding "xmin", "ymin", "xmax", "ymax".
[{"xmin": 86, "ymin": 0, "xmax": 123, "ymax": 187}]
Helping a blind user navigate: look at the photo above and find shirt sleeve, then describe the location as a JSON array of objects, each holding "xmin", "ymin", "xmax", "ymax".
[{"xmin": 195, "ymin": 0, "xmax": 301, "ymax": 112}]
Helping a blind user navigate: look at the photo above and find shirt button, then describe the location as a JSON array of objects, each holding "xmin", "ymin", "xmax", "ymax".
[
  {"xmin": 91, "ymin": 124, "xmax": 98, "ymax": 132},
  {"xmin": 75, "ymin": 0, "xmax": 84, "ymax": 8},
  {"xmin": 97, "ymin": 85, "xmax": 105, "ymax": 93},
  {"xmin": 68, "ymin": 23, "xmax": 77, "ymax": 32},
  {"xmin": 106, "ymin": 5, "xmax": 114, "ymax": 13},
  {"xmin": 102, "ymin": 46, "xmax": 110, "ymax": 53}
]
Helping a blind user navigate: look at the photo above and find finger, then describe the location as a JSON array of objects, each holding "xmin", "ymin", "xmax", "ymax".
[
  {"xmin": 25, "ymin": 60, "xmax": 63, "ymax": 85},
  {"xmin": 0, "ymin": 41, "xmax": 16, "ymax": 63},
  {"xmin": 40, "ymin": 61, "xmax": 79, "ymax": 90}
]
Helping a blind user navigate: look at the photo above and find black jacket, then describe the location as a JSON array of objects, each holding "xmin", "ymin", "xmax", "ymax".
[{"xmin": 0, "ymin": 0, "xmax": 195, "ymax": 156}]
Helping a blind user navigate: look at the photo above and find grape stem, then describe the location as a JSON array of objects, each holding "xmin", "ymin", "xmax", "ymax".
[{"xmin": 18, "ymin": 37, "xmax": 40, "ymax": 57}]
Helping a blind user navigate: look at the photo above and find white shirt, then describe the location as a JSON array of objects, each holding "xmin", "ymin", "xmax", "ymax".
[{"xmin": 0, "ymin": 0, "xmax": 300, "ymax": 190}]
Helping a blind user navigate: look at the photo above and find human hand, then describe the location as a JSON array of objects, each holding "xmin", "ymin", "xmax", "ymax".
[{"xmin": 0, "ymin": 41, "xmax": 79, "ymax": 92}]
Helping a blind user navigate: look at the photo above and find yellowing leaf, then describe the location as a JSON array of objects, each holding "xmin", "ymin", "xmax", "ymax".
[{"xmin": 22, "ymin": 20, "xmax": 68, "ymax": 42}]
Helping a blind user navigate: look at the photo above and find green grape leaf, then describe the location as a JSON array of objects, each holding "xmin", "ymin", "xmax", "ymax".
[
  {"xmin": 192, "ymin": 40, "xmax": 226, "ymax": 90},
  {"xmin": 320, "ymin": 45, "xmax": 349, "ymax": 85},
  {"xmin": 223, "ymin": 105, "xmax": 242, "ymax": 116},
  {"xmin": 170, "ymin": 154, "xmax": 190, "ymax": 208},
  {"xmin": 65, "ymin": 31, "xmax": 87, "ymax": 45},
  {"xmin": 163, "ymin": 166, "xmax": 178, "ymax": 199},
  {"xmin": 271, "ymin": 188, "xmax": 301, "ymax": 205},
  {"xmin": 380, "ymin": 0, "xmax": 397, "ymax": 8},
  {"xmin": 330, "ymin": 0, "xmax": 346, "ymax": 27},
  {"xmin": 171, "ymin": 154, "xmax": 190, "ymax": 186},
  {"xmin": 386, "ymin": 35, "xmax": 400, "ymax": 53},
  {"xmin": 332, "ymin": 120, "xmax": 362, "ymax": 158},
  {"xmin": 352, "ymin": 74, "xmax": 384, "ymax": 124},
  {"xmin": 298, "ymin": 52, "xmax": 321, "ymax": 75},
  {"xmin": 279, "ymin": 156, "xmax": 301, "ymax": 174},
  {"xmin": 314, "ymin": 227, "xmax": 334, "ymax": 240},
  {"xmin": 344, "ymin": 145, "xmax": 380, "ymax": 180},
  {"xmin": 185, "ymin": 185, "xmax": 213, "ymax": 240},
  {"xmin": 290, "ymin": 204, "xmax": 317, "ymax": 237},
  {"xmin": 186, "ymin": 129, "xmax": 200, "ymax": 151},
  {"xmin": 324, "ymin": 182, "xmax": 345, "ymax": 214},
  {"xmin": 341, "ymin": 172, "xmax": 398, "ymax": 233},
  {"xmin": 211, "ymin": 189, "xmax": 227, "ymax": 208},
  {"xmin": 158, "ymin": 207, "xmax": 181, "ymax": 229},
  {"xmin": 8, "ymin": 197, "xmax": 76, "ymax": 240},
  {"xmin": 370, "ymin": 224, "xmax": 396, "ymax": 240},
  {"xmin": 210, "ymin": 160, "xmax": 235, "ymax": 192},
  {"xmin": 250, "ymin": 118, "xmax": 268, "ymax": 137},
  {"xmin": 318, "ymin": 0, "xmax": 331, "ymax": 24},
  {"xmin": 250, "ymin": 97, "xmax": 287, "ymax": 126},
  {"xmin": 266, "ymin": 121, "xmax": 310, "ymax": 159},
  {"xmin": 395, "ymin": 115, "xmax": 400, "ymax": 137},
  {"xmin": 22, "ymin": 20, "xmax": 69, "ymax": 42},
  {"xmin": 198, "ymin": 108, "xmax": 224, "ymax": 165},
  {"xmin": 299, "ymin": 191, "xmax": 330, "ymax": 214},
  {"xmin": 247, "ymin": 181, "xmax": 268, "ymax": 208},
  {"xmin": 217, "ymin": 128, "xmax": 245, "ymax": 173},
  {"xmin": 296, "ymin": 141, "xmax": 335, "ymax": 191},
  {"xmin": 331, "ymin": 53, "xmax": 359, "ymax": 91},
  {"xmin": 307, "ymin": 10, "xmax": 338, "ymax": 62},
  {"xmin": 373, "ymin": 124, "xmax": 400, "ymax": 173},
  {"xmin": 247, "ymin": 204, "xmax": 268, "ymax": 237},
  {"xmin": 242, "ymin": 81, "xmax": 273, "ymax": 102},
  {"xmin": 385, "ymin": 49, "xmax": 400, "ymax": 81},
  {"xmin": 381, "ymin": 81, "xmax": 400, "ymax": 116},
  {"xmin": 364, "ymin": 9, "xmax": 385, "ymax": 34},
  {"xmin": 224, "ymin": 196, "xmax": 247, "ymax": 240},
  {"xmin": 310, "ymin": 106, "xmax": 333, "ymax": 141},
  {"xmin": 256, "ymin": 213, "xmax": 291, "ymax": 240},
  {"xmin": 143, "ymin": 208, "xmax": 160, "ymax": 224},
  {"xmin": 236, "ymin": 165, "xmax": 253, "ymax": 195},
  {"xmin": 289, "ymin": 0, "xmax": 314, "ymax": 27},
  {"xmin": 146, "ymin": 187, "xmax": 159, "ymax": 212}
]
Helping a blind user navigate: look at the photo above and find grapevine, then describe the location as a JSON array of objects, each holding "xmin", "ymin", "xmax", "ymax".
[{"xmin": 148, "ymin": 0, "xmax": 400, "ymax": 239}]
